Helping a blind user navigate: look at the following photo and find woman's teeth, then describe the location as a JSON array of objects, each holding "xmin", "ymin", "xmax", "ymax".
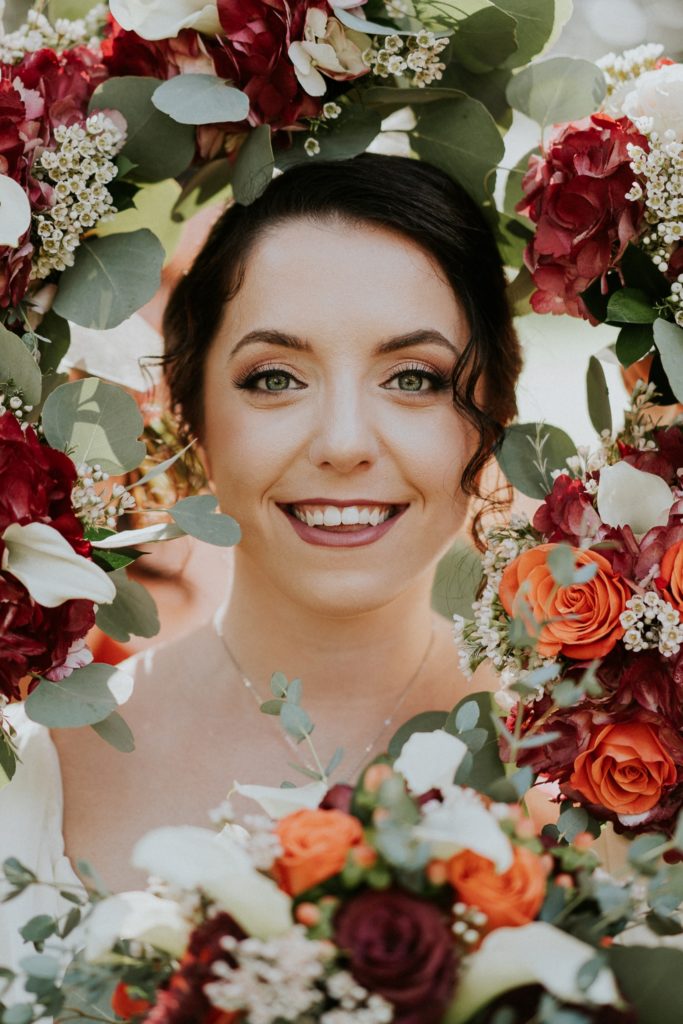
[{"xmin": 291, "ymin": 505, "xmax": 393, "ymax": 528}]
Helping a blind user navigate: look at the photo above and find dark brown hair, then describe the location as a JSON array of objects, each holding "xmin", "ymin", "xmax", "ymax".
[{"xmin": 163, "ymin": 153, "xmax": 521, "ymax": 542}]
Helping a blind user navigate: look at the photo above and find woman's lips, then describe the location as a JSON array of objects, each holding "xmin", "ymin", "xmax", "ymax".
[{"xmin": 277, "ymin": 503, "xmax": 408, "ymax": 548}]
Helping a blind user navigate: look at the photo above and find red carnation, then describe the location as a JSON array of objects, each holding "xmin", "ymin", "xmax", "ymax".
[
  {"xmin": 518, "ymin": 114, "xmax": 648, "ymax": 319},
  {"xmin": 14, "ymin": 46, "xmax": 108, "ymax": 136},
  {"xmin": 533, "ymin": 473, "xmax": 601, "ymax": 544},
  {"xmin": 0, "ymin": 412, "xmax": 95, "ymax": 700}
]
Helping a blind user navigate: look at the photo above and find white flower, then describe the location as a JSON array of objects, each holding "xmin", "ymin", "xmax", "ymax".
[
  {"xmin": 622, "ymin": 63, "xmax": 683, "ymax": 142},
  {"xmin": 1, "ymin": 521, "xmax": 116, "ymax": 607},
  {"xmin": 597, "ymin": 461, "xmax": 674, "ymax": 536},
  {"xmin": 393, "ymin": 729, "xmax": 468, "ymax": 796},
  {"xmin": 109, "ymin": 0, "xmax": 221, "ymax": 40},
  {"xmin": 132, "ymin": 826, "xmax": 292, "ymax": 939},
  {"xmin": 413, "ymin": 786, "xmax": 513, "ymax": 871},
  {"xmin": 90, "ymin": 521, "xmax": 185, "ymax": 548},
  {"xmin": 289, "ymin": 9, "xmax": 368, "ymax": 96},
  {"xmin": 0, "ymin": 174, "xmax": 30, "ymax": 246},
  {"xmin": 233, "ymin": 780, "xmax": 328, "ymax": 819},
  {"xmin": 85, "ymin": 891, "xmax": 192, "ymax": 960},
  {"xmin": 449, "ymin": 923, "xmax": 623, "ymax": 1023}
]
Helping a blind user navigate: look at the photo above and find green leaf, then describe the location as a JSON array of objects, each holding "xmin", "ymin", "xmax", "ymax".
[
  {"xmin": 95, "ymin": 568, "xmax": 159, "ymax": 642},
  {"xmin": 494, "ymin": 0, "xmax": 558, "ymax": 68},
  {"xmin": 606, "ymin": 287, "xmax": 657, "ymax": 324},
  {"xmin": 94, "ymin": 179, "xmax": 183, "ymax": 262},
  {"xmin": 41, "ymin": 377, "xmax": 145, "ymax": 474},
  {"xmin": 232, "ymin": 125, "xmax": 274, "ymax": 206},
  {"xmin": 35, "ymin": 310, "xmax": 71, "ymax": 376},
  {"xmin": 270, "ymin": 672, "xmax": 288, "ymax": 698},
  {"xmin": 326, "ymin": 747, "xmax": 344, "ymax": 776},
  {"xmin": 25, "ymin": 666, "xmax": 123, "ymax": 728},
  {"xmin": 448, "ymin": 692, "xmax": 507, "ymax": 793},
  {"xmin": 506, "ymin": 56, "xmax": 606, "ymax": 125},
  {"xmin": 152, "ymin": 75, "xmax": 249, "ymax": 125},
  {"xmin": 413, "ymin": 97, "xmax": 504, "ymax": 205},
  {"xmin": 173, "ymin": 159, "xmax": 232, "ymax": 221},
  {"xmin": 621, "ymin": 243, "xmax": 671, "ymax": 298},
  {"xmin": 287, "ymin": 678, "xmax": 302, "ymax": 706},
  {"xmin": 673, "ymin": 811, "xmax": 683, "ymax": 851},
  {"xmin": 628, "ymin": 832, "xmax": 668, "ymax": 869},
  {"xmin": 557, "ymin": 805, "xmax": 588, "ymax": 842},
  {"xmin": 19, "ymin": 954, "xmax": 59, "ymax": 980},
  {"xmin": 509, "ymin": 764, "xmax": 534, "ymax": 797},
  {"xmin": 440, "ymin": 62, "xmax": 513, "ymax": 127},
  {"xmin": 277, "ymin": 106, "xmax": 382, "ymax": 170},
  {"xmin": 451, "ymin": 6, "xmax": 518, "ymax": 73},
  {"xmin": 2, "ymin": 1005, "xmax": 34, "ymax": 1024},
  {"xmin": 654, "ymin": 318, "xmax": 683, "ymax": 403},
  {"xmin": 615, "ymin": 323, "xmax": 654, "ymax": 368},
  {"xmin": 387, "ymin": 711, "xmax": 449, "ymax": 759},
  {"xmin": 90, "ymin": 711, "xmax": 135, "ymax": 753},
  {"xmin": 608, "ymin": 947, "xmax": 683, "ymax": 1024},
  {"xmin": 586, "ymin": 355, "xmax": 612, "ymax": 436},
  {"xmin": 280, "ymin": 702, "xmax": 314, "ymax": 743},
  {"xmin": 0, "ymin": 324, "xmax": 42, "ymax": 405},
  {"xmin": 455, "ymin": 701, "xmax": 480, "ymax": 732},
  {"xmin": 646, "ymin": 910, "xmax": 683, "ymax": 936},
  {"xmin": 431, "ymin": 540, "xmax": 483, "ymax": 620},
  {"xmin": 547, "ymin": 543, "xmax": 577, "ymax": 586},
  {"xmin": 648, "ymin": 864, "xmax": 683, "ymax": 916},
  {"xmin": 19, "ymin": 916, "xmax": 57, "ymax": 944},
  {"xmin": 88, "ymin": 76, "xmax": 196, "ymax": 182},
  {"xmin": 0, "ymin": 731, "xmax": 17, "ymax": 788},
  {"xmin": 61, "ymin": 906, "xmax": 82, "ymax": 937},
  {"xmin": 53, "ymin": 229, "xmax": 164, "ymax": 329},
  {"xmin": 169, "ymin": 495, "xmax": 241, "ymax": 546},
  {"xmin": 259, "ymin": 699, "xmax": 282, "ymax": 715},
  {"xmin": 496, "ymin": 422, "xmax": 577, "ymax": 498}
]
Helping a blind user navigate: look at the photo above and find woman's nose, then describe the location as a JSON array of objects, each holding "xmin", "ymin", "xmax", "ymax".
[{"xmin": 307, "ymin": 384, "xmax": 380, "ymax": 473}]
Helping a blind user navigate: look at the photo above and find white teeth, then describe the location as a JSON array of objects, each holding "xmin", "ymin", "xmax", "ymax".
[
  {"xmin": 358, "ymin": 508, "xmax": 372, "ymax": 525},
  {"xmin": 323, "ymin": 506, "xmax": 343, "ymax": 527},
  {"xmin": 305, "ymin": 510, "xmax": 316, "ymax": 527},
  {"xmin": 290, "ymin": 504, "xmax": 395, "ymax": 528},
  {"xmin": 341, "ymin": 507, "xmax": 360, "ymax": 525},
  {"xmin": 313, "ymin": 508, "xmax": 324, "ymax": 526}
]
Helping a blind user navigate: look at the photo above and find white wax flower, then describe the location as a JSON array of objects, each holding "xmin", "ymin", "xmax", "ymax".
[
  {"xmin": 0, "ymin": 174, "xmax": 30, "ymax": 247},
  {"xmin": 413, "ymin": 786, "xmax": 513, "ymax": 871},
  {"xmin": 393, "ymin": 729, "xmax": 468, "ymax": 796},
  {"xmin": 109, "ymin": 0, "xmax": 221, "ymax": 40},
  {"xmin": 289, "ymin": 9, "xmax": 368, "ymax": 97},
  {"xmin": 85, "ymin": 891, "xmax": 191, "ymax": 960},
  {"xmin": 596, "ymin": 461, "xmax": 674, "ymax": 536},
  {"xmin": 449, "ymin": 923, "xmax": 623, "ymax": 1023},
  {"xmin": 233, "ymin": 780, "xmax": 328, "ymax": 819},
  {"xmin": 132, "ymin": 826, "xmax": 292, "ymax": 939},
  {"xmin": 621, "ymin": 63, "xmax": 683, "ymax": 142},
  {"xmin": 1, "ymin": 522, "xmax": 116, "ymax": 607}
]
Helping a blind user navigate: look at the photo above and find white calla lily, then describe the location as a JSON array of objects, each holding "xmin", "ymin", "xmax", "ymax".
[
  {"xmin": 414, "ymin": 786, "xmax": 512, "ymax": 871},
  {"xmin": 109, "ymin": 0, "xmax": 221, "ymax": 40},
  {"xmin": 597, "ymin": 461, "xmax": 674, "ymax": 536},
  {"xmin": 85, "ymin": 891, "xmax": 192, "ymax": 961},
  {"xmin": 132, "ymin": 826, "xmax": 292, "ymax": 939},
  {"xmin": 1, "ymin": 522, "xmax": 116, "ymax": 607},
  {"xmin": 90, "ymin": 521, "xmax": 185, "ymax": 548},
  {"xmin": 393, "ymin": 729, "xmax": 468, "ymax": 796},
  {"xmin": 0, "ymin": 174, "xmax": 31, "ymax": 246},
  {"xmin": 448, "ymin": 922, "xmax": 622, "ymax": 1024},
  {"xmin": 234, "ymin": 780, "xmax": 328, "ymax": 819}
]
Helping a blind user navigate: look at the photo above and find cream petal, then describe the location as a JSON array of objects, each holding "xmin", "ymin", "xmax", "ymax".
[
  {"xmin": 90, "ymin": 521, "xmax": 185, "ymax": 548},
  {"xmin": 597, "ymin": 461, "xmax": 674, "ymax": 536},
  {"xmin": 414, "ymin": 786, "xmax": 513, "ymax": 871},
  {"xmin": 0, "ymin": 175, "xmax": 31, "ymax": 247},
  {"xmin": 85, "ymin": 891, "xmax": 191, "ymax": 961},
  {"xmin": 234, "ymin": 780, "xmax": 328, "ymax": 819},
  {"xmin": 393, "ymin": 730, "xmax": 468, "ymax": 796}
]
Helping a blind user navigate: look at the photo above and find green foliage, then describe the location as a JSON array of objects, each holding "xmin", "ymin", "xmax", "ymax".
[
  {"xmin": 586, "ymin": 355, "xmax": 612, "ymax": 436},
  {"xmin": 608, "ymin": 947, "xmax": 683, "ymax": 1024},
  {"xmin": 557, "ymin": 805, "xmax": 589, "ymax": 843},
  {"xmin": 42, "ymin": 378, "xmax": 145, "ymax": 474},
  {"xmin": 95, "ymin": 568, "xmax": 160, "ymax": 643},
  {"xmin": 431, "ymin": 540, "xmax": 483, "ymax": 620},
  {"xmin": 94, "ymin": 180, "xmax": 183, "ymax": 263},
  {"xmin": 439, "ymin": 63, "xmax": 513, "ymax": 128},
  {"xmin": 615, "ymin": 323, "xmax": 654, "ymax": 367},
  {"xmin": 606, "ymin": 287, "xmax": 657, "ymax": 324},
  {"xmin": 0, "ymin": 730, "xmax": 17, "ymax": 788},
  {"xmin": 19, "ymin": 916, "xmax": 56, "ymax": 945},
  {"xmin": 34, "ymin": 311, "xmax": 71, "ymax": 377},
  {"xmin": 91, "ymin": 711, "xmax": 135, "ymax": 754},
  {"xmin": 24, "ymin": 665, "xmax": 125, "ymax": 729},
  {"xmin": 88, "ymin": 77, "xmax": 196, "ymax": 182},
  {"xmin": 169, "ymin": 495, "xmax": 241, "ymax": 547},
  {"xmin": 0, "ymin": 325, "xmax": 42, "ymax": 407},
  {"xmin": 654, "ymin": 318, "xmax": 683, "ymax": 403},
  {"xmin": 152, "ymin": 74, "xmax": 249, "ymax": 125},
  {"xmin": 277, "ymin": 106, "xmax": 382, "ymax": 170},
  {"xmin": 496, "ymin": 422, "xmax": 577, "ymax": 498},
  {"xmin": 172, "ymin": 159, "xmax": 232, "ymax": 221},
  {"xmin": 494, "ymin": 0, "xmax": 558, "ymax": 68},
  {"xmin": 53, "ymin": 229, "xmax": 164, "ymax": 329},
  {"xmin": 448, "ymin": 691, "xmax": 508, "ymax": 794},
  {"xmin": 450, "ymin": 6, "xmax": 517, "ymax": 73},
  {"xmin": 506, "ymin": 56, "xmax": 606, "ymax": 126},
  {"xmin": 387, "ymin": 711, "xmax": 449, "ymax": 758},
  {"xmin": 547, "ymin": 544, "xmax": 597, "ymax": 587},
  {"xmin": 232, "ymin": 125, "xmax": 275, "ymax": 205}
]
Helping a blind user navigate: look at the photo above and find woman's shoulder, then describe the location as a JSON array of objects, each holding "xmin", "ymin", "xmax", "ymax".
[{"xmin": 119, "ymin": 616, "xmax": 226, "ymax": 697}]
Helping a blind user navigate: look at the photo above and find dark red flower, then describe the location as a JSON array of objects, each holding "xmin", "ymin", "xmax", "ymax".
[
  {"xmin": 320, "ymin": 782, "xmax": 354, "ymax": 813},
  {"xmin": 102, "ymin": 19, "xmax": 215, "ymax": 80},
  {"xmin": 333, "ymin": 888, "xmax": 457, "ymax": 1024},
  {"xmin": 15, "ymin": 46, "xmax": 108, "ymax": 136},
  {"xmin": 533, "ymin": 474, "xmax": 601, "ymax": 544},
  {"xmin": 517, "ymin": 114, "xmax": 648, "ymax": 319}
]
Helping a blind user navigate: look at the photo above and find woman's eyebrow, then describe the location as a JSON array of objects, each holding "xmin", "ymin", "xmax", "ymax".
[
  {"xmin": 375, "ymin": 330, "xmax": 457, "ymax": 355},
  {"xmin": 230, "ymin": 328, "xmax": 457, "ymax": 358},
  {"xmin": 229, "ymin": 330, "xmax": 312, "ymax": 357}
]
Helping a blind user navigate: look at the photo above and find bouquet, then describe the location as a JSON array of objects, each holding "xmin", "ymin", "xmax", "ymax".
[{"xmin": 4, "ymin": 679, "xmax": 679, "ymax": 1024}]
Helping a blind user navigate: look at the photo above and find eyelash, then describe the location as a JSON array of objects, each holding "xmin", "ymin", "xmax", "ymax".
[{"xmin": 233, "ymin": 361, "xmax": 451, "ymax": 394}]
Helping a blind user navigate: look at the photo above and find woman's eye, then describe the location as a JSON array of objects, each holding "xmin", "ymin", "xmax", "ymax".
[
  {"xmin": 241, "ymin": 369, "xmax": 305, "ymax": 392},
  {"xmin": 383, "ymin": 368, "xmax": 446, "ymax": 393}
]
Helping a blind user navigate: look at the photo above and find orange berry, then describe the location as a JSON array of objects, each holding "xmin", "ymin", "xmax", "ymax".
[
  {"xmin": 295, "ymin": 902, "xmax": 321, "ymax": 927},
  {"xmin": 573, "ymin": 831, "xmax": 595, "ymax": 850},
  {"xmin": 364, "ymin": 763, "xmax": 394, "ymax": 793},
  {"xmin": 555, "ymin": 873, "xmax": 574, "ymax": 889},
  {"xmin": 427, "ymin": 860, "xmax": 449, "ymax": 886},
  {"xmin": 351, "ymin": 844, "xmax": 377, "ymax": 868}
]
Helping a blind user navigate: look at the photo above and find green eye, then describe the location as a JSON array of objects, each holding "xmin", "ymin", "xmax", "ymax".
[
  {"xmin": 263, "ymin": 372, "xmax": 291, "ymax": 391},
  {"xmin": 397, "ymin": 371, "xmax": 426, "ymax": 392}
]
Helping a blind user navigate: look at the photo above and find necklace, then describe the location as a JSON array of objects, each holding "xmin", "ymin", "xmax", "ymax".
[{"xmin": 213, "ymin": 611, "xmax": 436, "ymax": 782}]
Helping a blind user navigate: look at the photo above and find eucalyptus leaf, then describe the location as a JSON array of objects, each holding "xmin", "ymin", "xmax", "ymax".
[
  {"xmin": 654, "ymin": 318, "xmax": 683, "ymax": 403},
  {"xmin": 280, "ymin": 702, "xmax": 314, "ymax": 742},
  {"xmin": 173, "ymin": 159, "xmax": 232, "ymax": 221},
  {"xmin": 132, "ymin": 443, "xmax": 194, "ymax": 488},
  {"xmin": 495, "ymin": 422, "xmax": 577, "ymax": 498},
  {"xmin": 609, "ymin": 947, "xmax": 683, "ymax": 1024},
  {"xmin": 25, "ymin": 666, "xmax": 126, "ymax": 728},
  {"xmin": 606, "ymin": 287, "xmax": 656, "ymax": 324},
  {"xmin": 387, "ymin": 711, "xmax": 449, "ymax": 759},
  {"xmin": 431, "ymin": 540, "xmax": 483, "ymax": 620},
  {"xmin": 506, "ymin": 56, "xmax": 606, "ymax": 126},
  {"xmin": 0, "ymin": 324, "xmax": 42, "ymax": 406},
  {"xmin": 276, "ymin": 107, "xmax": 382, "ymax": 170},
  {"xmin": 334, "ymin": 7, "xmax": 414, "ymax": 34},
  {"xmin": 440, "ymin": 62, "xmax": 513, "ymax": 128},
  {"xmin": 586, "ymin": 355, "xmax": 612, "ymax": 436},
  {"xmin": 455, "ymin": 701, "xmax": 480, "ymax": 733},
  {"xmin": 94, "ymin": 180, "xmax": 183, "ymax": 262},
  {"xmin": 95, "ymin": 568, "xmax": 160, "ymax": 642},
  {"xmin": 557, "ymin": 805, "xmax": 588, "ymax": 842},
  {"xmin": 495, "ymin": 0, "xmax": 557, "ymax": 68},
  {"xmin": 53, "ymin": 229, "xmax": 164, "ymax": 329},
  {"xmin": 88, "ymin": 77, "xmax": 196, "ymax": 182},
  {"xmin": 19, "ymin": 917, "xmax": 57, "ymax": 944},
  {"xmin": 448, "ymin": 692, "xmax": 507, "ymax": 793},
  {"xmin": 153, "ymin": 75, "xmax": 249, "ymax": 125},
  {"xmin": 91, "ymin": 711, "xmax": 135, "ymax": 753},
  {"xmin": 169, "ymin": 495, "xmax": 241, "ymax": 547},
  {"xmin": 0, "ymin": 732, "xmax": 17, "ymax": 788},
  {"xmin": 232, "ymin": 125, "xmax": 274, "ymax": 206},
  {"xmin": 451, "ymin": 5, "xmax": 517, "ymax": 73},
  {"xmin": 19, "ymin": 954, "xmax": 59, "ymax": 980},
  {"xmin": 2, "ymin": 1004, "xmax": 34, "ymax": 1024},
  {"xmin": 41, "ymin": 378, "xmax": 145, "ymax": 474},
  {"xmin": 616, "ymin": 323, "xmax": 654, "ymax": 367},
  {"xmin": 35, "ymin": 310, "xmax": 70, "ymax": 376}
]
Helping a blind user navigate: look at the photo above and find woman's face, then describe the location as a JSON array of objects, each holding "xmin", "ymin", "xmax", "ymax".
[{"xmin": 202, "ymin": 218, "xmax": 476, "ymax": 616}]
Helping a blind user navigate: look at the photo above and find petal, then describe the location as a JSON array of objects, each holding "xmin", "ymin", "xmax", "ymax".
[
  {"xmin": 597, "ymin": 461, "xmax": 673, "ymax": 536},
  {"xmin": 414, "ymin": 787, "xmax": 513, "ymax": 871},
  {"xmin": 233, "ymin": 780, "xmax": 328, "ymax": 819},
  {"xmin": 0, "ymin": 175, "xmax": 31, "ymax": 247},
  {"xmin": 90, "ymin": 522, "xmax": 185, "ymax": 548},
  {"xmin": 393, "ymin": 730, "xmax": 467, "ymax": 796},
  {"xmin": 85, "ymin": 891, "xmax": 191, "ymax": 960},
  {"xmin": 2, "ymin": 522, "xmax": 115, "ymax": 607}
]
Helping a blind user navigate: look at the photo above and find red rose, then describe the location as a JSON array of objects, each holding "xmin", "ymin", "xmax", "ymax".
[
  {"xmin": 214, "ymin": 0, "xmax": 326, "ymax": 129},
  {"xmin": 533, "ymin": 473, "xmax": 601, "ymax": 544},
  {"xmin": 102, "ymin": 19, "xmax": 215, "ymax": 80},
  {"xmin": 517, "ymin": 114, "xmax": 648, "ymax": 319},
  {"xmin": 334, "ymin": 888, "xmax": 457, "ymax": 1024},
  {"xmin": 0, "ymin": 412, "xmax": 96, "ymax": 700}
]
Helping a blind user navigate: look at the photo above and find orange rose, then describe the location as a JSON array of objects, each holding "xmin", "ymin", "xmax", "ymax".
[
  {"xmin": 499, "ymin": 543, "xmax": 629, "ymax": 659},
  {"xmin": 659, "ymin": 540, "xmax": 683, "ymax": 612},
  {"xmin": 446, "ymin": 845, "xmax": 547, "ymax": 932},
  {"xmin": 274, "ymin": 808, "xmax": 363, "ymax": 896},
  {"xmin": 570, "ymin": 721, "xmax": 677, "ymax": 817}
]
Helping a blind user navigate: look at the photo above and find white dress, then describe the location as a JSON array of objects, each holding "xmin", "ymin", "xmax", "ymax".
[{"xmin": 0, "ymin": 704, "xmax": 82, "ymax": 972}]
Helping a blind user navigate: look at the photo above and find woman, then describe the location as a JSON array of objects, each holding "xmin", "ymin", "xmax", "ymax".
[{"xmin": 3, "ymin": 154, "xmax": 522, "ymax": 914}]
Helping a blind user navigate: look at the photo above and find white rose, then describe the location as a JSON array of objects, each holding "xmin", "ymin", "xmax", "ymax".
[
  {"xmin": 596, "ymin": 461, "xmax": 674, "ymax": 536},
  {"xmin": 413, "ymin": 786, "xmax": 513, "ymax": 871},
  {"xmin": 621, "ymin": 63, "xmax": 683, "ymax": 142},
  {"xmin": 109, "ymin": 0, "xmax": 221, "ymax": 40},
  {"xmin": 0, "ymin": 174, "xmax": 30, "ymax": 246},
  {"xmin": 132, "ymin": 826, "xmax": 292, "ymax": 938},
  {"xmin": 448, "ymin": 923, "xmax": 623, "ymax": 1023},
  {"xmin": 85, "ymin": 891, "xmax": 191, "ymax": 960},
  {"xmin": 289, "ymin": 10, "xmax": 369, "ymax": 97},
  {"xmin": 393, "ymin": 729, "xmax": 468, "ymax": 796},
  {"xmin": 233, "ymin": 780, "xmax": 328, "ymax": 819}
]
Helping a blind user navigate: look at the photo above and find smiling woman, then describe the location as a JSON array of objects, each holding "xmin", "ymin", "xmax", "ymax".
[{"xmin": 52, "ymin": 154, "xmax": 522, "ymax": 889}]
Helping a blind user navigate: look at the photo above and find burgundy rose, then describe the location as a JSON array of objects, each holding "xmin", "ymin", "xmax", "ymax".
[
  {"xmin": 320, "ymin": 782, "xmax": 354, "ymax": 813},
  {"xmin": 0, "ymin": 412, "xmax": 95, "ymax": 700},
  {"xmin": 334, "ymin": 888, "xmax": 457, "ymax": 1024},
  {"xmin": 517, "ymin": 114, "xmax": 648, "ymax": 319},
  {"xmin": 533, "ymin": 474, "xmax": 601, "ymax": 544},
  {"xmin": 102, "ymin": 19, "xmax": 215, "ymax": 80}
]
